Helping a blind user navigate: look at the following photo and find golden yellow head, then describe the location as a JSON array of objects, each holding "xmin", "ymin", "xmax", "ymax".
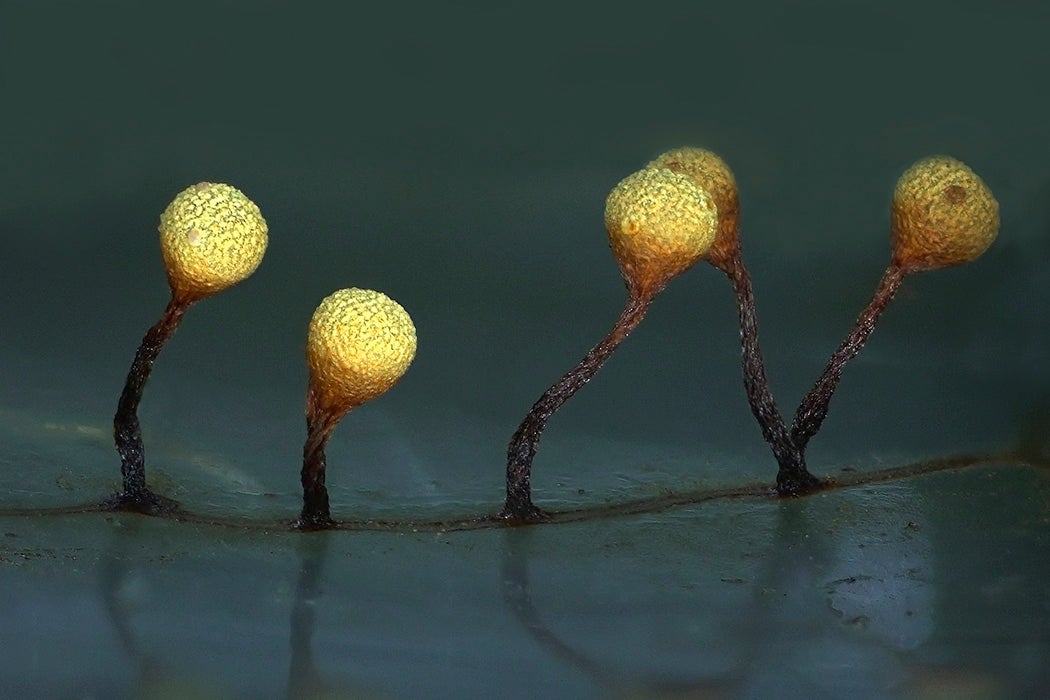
[
  {"xmin": 159, "ymin": 182, "xmax": 268, "ymax": 302},
  {"xmin": 604, "ymin": 167, "xmax": 718, "ymax": 296},
  {"xmin": 307, "ymin": 288, "xmax": 417, "ymax": 416},
  {"xmin": 891, "ymin": 156, "xmax": 999, "ymax": 272},
  {"xmin": 648, "ymin": 147, "xmax": 740, "ymax": 270}
]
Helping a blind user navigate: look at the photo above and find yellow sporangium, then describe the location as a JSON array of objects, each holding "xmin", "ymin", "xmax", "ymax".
[
  {"xmin": 647, "ymin": 147, "xmax": 740, "ymax": 271},
  {"xmin": 891, "ymin": 156, "xmax": 999, "ymax": 272},
  {"xmin": 307, "ymin": 288, "xmax": 417, "ymax": 417},
  {"xmin": 159, "ymin": 182, "xmax": 269, "ymax": 302},
  {"xmin": 604, "ymin": 167, "xmax": 718, "ymax": 296}
]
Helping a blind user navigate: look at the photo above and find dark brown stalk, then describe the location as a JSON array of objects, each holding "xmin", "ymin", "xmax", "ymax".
[
  {"xmin": 501, "ymin": 289, "xmax": 657, "ymax": 521},
  {"xmin": 720, "ymin": 256, "xmax": 821, "ymax": 495},
  {"xmin": 105, "ymin": 296, "xmax": 190, "ymax": 514},
  {"xmin": 297, "ymin": 387, "xmax": 346, "ymax": 529},
  {"xmin": 791, "ymin": 263, "xmax": 907, "ymax": 452}
]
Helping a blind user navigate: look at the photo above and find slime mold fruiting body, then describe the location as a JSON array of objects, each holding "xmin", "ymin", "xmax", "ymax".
[
  {"xmin": 650, "ymin": 149, "xmax": 998, "ymax": 496},
  {"xmin": 501, "ymin": 168, "xmax": 718, "ymax": 521},
  {"xmin": 790, "ymin": 156, "xmax": 999, "ymax": 460},
  {"xmin": 299, "ymin": 288, "xmax": 417, "ymax": 529},
  {"xmin": 108, "ymin": 182, "xmax": 267, "ymax": 514},
  {"xmin": 649, "ymin": 147, "xmax": 820, "ymax": 495},
  {"xmin": 96, "ymin": 152, "xmax": 999, "ymax": 527}
]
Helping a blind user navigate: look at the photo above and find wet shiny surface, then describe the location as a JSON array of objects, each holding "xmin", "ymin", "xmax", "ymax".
[{"xmin": 2, "ymin": 466, "xmax": 1048, "ymax": 698}]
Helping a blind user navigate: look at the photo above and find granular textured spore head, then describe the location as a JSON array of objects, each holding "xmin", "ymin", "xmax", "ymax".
[
  {"xmin": 648, "ymin": 147, "xmax": 740, "ymax": 269},
  {"xmin": 307, "ymin": 288, "xmax": 417, "ymax": 415},
  {"xmin": 604, "ymin": 167, "xmax": 718, "ymax": 295},
  {"xmin": 891, "ymin": 156, "xmax": 999, "ymax": 271},
  {"xmin": 159, "ymin": 182, "xmax": 268, "ymax": 302}
]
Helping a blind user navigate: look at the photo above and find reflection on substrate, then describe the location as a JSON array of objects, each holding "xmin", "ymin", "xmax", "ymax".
[
  {"xmin": 498, "ymin": 483, "xmax": 1045, "ymax": 699},
  {"xmin": 83, "ymin": 470, "xmax": 1049, "ymax": 698}
]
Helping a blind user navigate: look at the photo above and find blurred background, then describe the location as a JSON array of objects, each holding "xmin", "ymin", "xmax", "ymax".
[{"xmin": 1, "ymin": 2, "xmax": 1048, "ymax": 696}]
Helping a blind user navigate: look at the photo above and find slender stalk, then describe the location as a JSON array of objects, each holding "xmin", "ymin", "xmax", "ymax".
[
  {"xmin": 501, "ymin": 289, "xmax": 657, "ymax": 521},
  {"xmin": 791, "ymin": 263, "xmax": 907, "ymax": 452},
  {"xmin": 298, "ymin": 387, "xmax": 346, "ymax": 529},
  {"xmin": 106, "ymin": 296, "xmax": 190, "ymax": 513},
  {"xmin": 721, "ymin": 257, "xmax": 821, "ymax": 495}
]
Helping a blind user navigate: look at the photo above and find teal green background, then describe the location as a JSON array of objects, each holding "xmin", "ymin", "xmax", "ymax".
[{"xmin": 1, "ymin": 2, "xmax": 1048, "ymax": 697}]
